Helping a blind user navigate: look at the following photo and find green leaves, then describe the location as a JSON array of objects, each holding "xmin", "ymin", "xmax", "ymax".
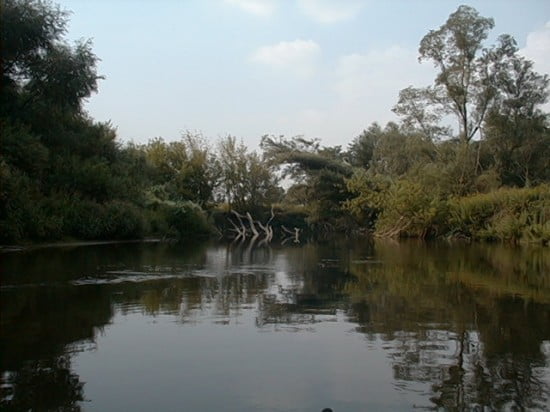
[
  {"xmin": 1, "ymin": 0, "xmax": 69, "ymax": 80},
  {"xmin": 217, "ymin": 136, "xmax": 281, "ymax": 213},
  {"xmin": 2, "ymin": 1, "xmax": 102, "ymax": 115},
  {"xmin": 399, "ymin": 5, "xmax": 521, "ymax": 144},
  {"xmin": 25, "ymin": 39, "xmax": 102, "ymax": 111},
  {"xmin": 448, "ymin": 185, "xmax": 550, "ymax": 243}
]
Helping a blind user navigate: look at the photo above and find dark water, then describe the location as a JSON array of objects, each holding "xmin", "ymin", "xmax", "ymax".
[{"xmin": 1, "ymin": 239, "xmax": 549, "ymax": 411}]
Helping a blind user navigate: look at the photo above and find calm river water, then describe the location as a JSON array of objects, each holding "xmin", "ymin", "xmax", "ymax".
[{"xmin": 1, "ymin": 239, "xmax": 549, "ymax": 411}]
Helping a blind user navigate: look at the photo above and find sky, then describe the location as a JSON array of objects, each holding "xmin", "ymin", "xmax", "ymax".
[{"xmin": 59, "ymin": 0, "xmax": 550, "ymax": 150}]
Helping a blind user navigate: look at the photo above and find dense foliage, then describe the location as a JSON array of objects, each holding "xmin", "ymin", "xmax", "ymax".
[
  {"xmin": 1, "ymin": 1, "xmax": 548, "ymax": 245},
  {"xmin": 341, "ymin": 6, "xmax": 549, "ymax": 244}
]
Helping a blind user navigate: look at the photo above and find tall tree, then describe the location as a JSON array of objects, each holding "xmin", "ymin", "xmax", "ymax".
[
  {"xmin": 347, "ymin": 123, "xmax": 381, "ymax": 168},
  {"xmin": 395, "ymin": 6, "xmax": 501, "ymax": 144},
  {"xmin": 393, "ymin": 86, "xmax": 453, "ymax": 141},
  {"xmin": 483, "ymin": 47, "xmax": 550, "ymax": 186},
  {"xmin": 1, "ymin": 0, "xmax": 102, "ymax": 116}
]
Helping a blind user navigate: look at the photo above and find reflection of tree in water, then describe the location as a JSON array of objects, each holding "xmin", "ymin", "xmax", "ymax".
[
  {"xmin": 255, "ymin": 241, "xmax": 356, "ymax": 328},
  {"xmin": 114, "ymin": 242, "xmax": 355, "ymax": 326},
  {"xmin": 119, "ymin": 274, "xmax": 272, "ymax": 319},
  {"xmin": 2, "ymin": 239, "xmax": 549, "ymax": 410},
  {"xmin": 98, "ymin": 239, "xmax": 548, "ymax": 409},
  {"xmin": 0, "ymin": 241, "xmax": 219, "ymax": 411},
  {"xmin": 1, "ymin": 357, "xmax": 84, "ymax": 411},
  {"xmin": 345, "ymin": 241, "xmax": 550, "ymax": 410},
  {"xmin": 1, "ymin": 284, "xmax": 113, "ymax": 410}
]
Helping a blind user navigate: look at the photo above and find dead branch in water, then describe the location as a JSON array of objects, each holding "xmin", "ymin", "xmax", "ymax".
[
  {"xmin": 281, "ymin": 225, "xmax": 301, "ymax": 244},
  {"xmin": 226, "ymin": 207, "xmax": 277, "ymax": 245}
]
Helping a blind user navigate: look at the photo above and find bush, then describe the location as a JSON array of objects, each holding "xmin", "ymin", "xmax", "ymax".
[
  {"xmin": 58, "ymin": 198, "xmax": 148, "ymax": 240},
  {"xmin": 448, "ymin": 185, "xmax": 550, "ymax": 244},
  {"xmin": 374, "ymin": 179, "xmax": 448, "ymax": 238},
  {"xmin": 102, "ymin": 200, "xmax": 147, "ymax": 239},
  {"xmin": 60, "ymin": 198, "xmax": 106, "ymax": 240},
  {"xmin": 0, "ymin": 163, "xmax": 44, "ymax": 242},
  {"xmin": 344, "ymin": 170, "xmax": 390, "ymax": 228},
  {"xmin": 163, "ymin": 201, "xmax": 211, "ymax": 240}
]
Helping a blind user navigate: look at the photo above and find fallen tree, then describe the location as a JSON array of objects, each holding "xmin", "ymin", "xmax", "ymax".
[{"xmin": 221, "ymin": 207, "xmax": 302, "ymax": 245}]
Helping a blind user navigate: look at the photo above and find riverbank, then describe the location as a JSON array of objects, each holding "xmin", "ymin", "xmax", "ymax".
[{"xmin": 0, "ymin": 238, "xmax": 164, "ymax": 253}]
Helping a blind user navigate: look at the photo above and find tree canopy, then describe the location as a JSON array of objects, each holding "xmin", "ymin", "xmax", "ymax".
[{"xmin": 393, "ymin": 6, "xmax": 548, "ymax": 146}]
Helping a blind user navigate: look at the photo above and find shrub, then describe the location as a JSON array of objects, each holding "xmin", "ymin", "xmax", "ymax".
[
  {"xmin": 448, "ymin": 185, "xmax": 549, "ymax": 244},
  {"xmin": 344, "ymin": 170, "xmax": 390, "ymax": 228},
  {"xmin": 164, "ymin": 201, "xmax": 211, "ymax": 240},
  {"xmin": 61, "ymin": 198, "xmax": 106, "ymax": 240},
  {"xmin": 0, "ymin": 163, "xmax": 44, "ymax": 242},
  {"xmin": 102, "ymin": 200, "xmax": 147, "ymax": 239},
  {"xmin": 374, "ymin": 179, "xmax": 448, "ymax": 238}
]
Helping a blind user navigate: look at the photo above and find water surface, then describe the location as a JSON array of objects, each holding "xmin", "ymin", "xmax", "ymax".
[{"xmin": 1, "ymin": 239, "xmax": 549, "ymax": 411}]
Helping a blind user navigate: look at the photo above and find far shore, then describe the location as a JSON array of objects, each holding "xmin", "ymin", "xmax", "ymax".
[{"xmin": 0, "ymin": 238, "xmax": 164, "ymax": 253}]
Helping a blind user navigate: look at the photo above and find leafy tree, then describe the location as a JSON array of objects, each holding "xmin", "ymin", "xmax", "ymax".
[
  {"xmin": 347, "ymin": 122, "xmax": 437, "ymax": 178},
  {"xmin": 217, "ymin": 136, "xmax": 281, "ymax": 213},
  {"xmin": 144, "ymin": 133, "xmax": 219, "ymax": 206},
  {"xmin": 261, "ymin": 135, "xmax": 352, "ymax": 178},
  {"xmin": 344, "ymin": 169, "xmax": 389, "ymax": 228},
  {"xmin": 180, "ymin": 132, "xmax": 220, "ymax": 205},
  {"xmin": 395, "ymin": 6, "xmax": 503, "ymax": 144},
  {"xmin": 262, "ymin": 135, "xmax": 353, "ymax": 230},
  {"xmin": 0, "ymin": 0, "xmax": 154, "ymax": 242},
  {"xmin": 217, "ymin": 135, "xmax": 249, "ymax": 208},
  {"xmin": 1, "ymin": 0, "xmax": 102, "ymax": 117},
  {"xmin": 483, "ymin": 47, "xmax": 550, "ymax": 186},
  {"xmin": 347, "ymin": 123, "xmax": 381, "ymax": 168},
  {"xmin": 374, "ymin": 123, "xmax": 436, "ymax": 177},
  {"xmin": 1, "ymin": 0, "xmax": 68, "ymax": 88},
  {"xmin": 393, "ymin": 87, "xmax": 452, "ymax": 141}
]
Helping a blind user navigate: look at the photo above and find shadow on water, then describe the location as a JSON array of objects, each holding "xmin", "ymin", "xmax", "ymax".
[{"xmin": 1, "ymin": 238, "xmax": 549, "ymax": 410}]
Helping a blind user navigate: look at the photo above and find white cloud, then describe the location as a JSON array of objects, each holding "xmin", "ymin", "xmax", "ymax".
[
  {"xmin": 334, "ymin": 46, "xmax": 435, "ymax": 103},
  {"xmin": 520, "ymin": 21, "xmax": 550, "ymax": 111},
  {"xmin": 520, "ymin": 21, "xmax": 550, "ymax": 76},
  {"xmin": 250, "ymin": 39, "xmax": 321, "ymax": 76},
  {"xmin": 276, "ymin": 46, "xmax": 437, "ymax": 147},
  {"xmin": 297, "ymin": 0, "xmax": 363, "ymax": 24},
  {"xmin": 223, "ymin": 0, "xmax": 277, "ymax": 17}
]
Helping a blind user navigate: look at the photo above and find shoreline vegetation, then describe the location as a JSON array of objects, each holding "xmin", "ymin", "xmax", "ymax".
[{"xmin": 1, "ymin": 1, "xmax": 549, "ymax": 247}]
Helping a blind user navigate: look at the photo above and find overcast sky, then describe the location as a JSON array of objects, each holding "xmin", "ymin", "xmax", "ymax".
[{"xmin": 59, "ymin": 0, "xmax": 550, "ymax": 149}]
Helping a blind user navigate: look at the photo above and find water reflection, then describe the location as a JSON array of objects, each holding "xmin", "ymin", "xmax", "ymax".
[
  {"xmin": 1, "ymin": 240, "xmax": 549, "ymax": 410},
  {"xmin": 346, "ymin": 241, "xmax": 550, "ymax": 410}
]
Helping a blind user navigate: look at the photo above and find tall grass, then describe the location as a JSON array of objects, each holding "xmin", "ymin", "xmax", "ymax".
[{"xmin": 448, "ymin": 185, "xmax": 549, "ymax": 244}]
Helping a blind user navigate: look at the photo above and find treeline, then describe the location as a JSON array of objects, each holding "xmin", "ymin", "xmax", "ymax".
[{"xmin": 1, "ymin": 1, "xmax": 548, "ymax": 245}]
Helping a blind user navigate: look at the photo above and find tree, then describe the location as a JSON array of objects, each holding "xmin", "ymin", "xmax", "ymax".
[
  {"xmin": 0, "ymin": 0, "xmax": 153, "ymax": 242},
  {"xmin": 261, "ymin": 135, "xmax": 353, "ymax": 230},
  {"xmin": 347, "ymin": 123, "xmax": 381, "ymax": 168},
  {"xmin": 393, "ymin": 87, "xmax": 452, "ymax": 141},
  {"xmin": 395, "ymin": 6, "xmax": 500, "ymax": 144},
  {"xmin": 1, "ymin": 0, "xmax": 102, "ymax": 116},
  {"xmin": 143, "ymin": 133, "xmax": 219, "ymax": 205},
  {"xmin": 1, "ymin": 0, "xmax": 68, "ymax": 86},
  {"xmin": 392, "ymin": 5, "xmax": 549, "ymax": 192},
  {"xmin": 483, "ymin": 47, "xmax": 550, "ymax": 186},
  {"xmin": 347, "ymin": 122, "xmax": 437, "ymax": 178},
  {"xmin": 261, "ymin": 135, "xmax": 352, "ymax": 178},
  {"xmin": 217, "ymin": 136, "xmax": 281, "ymax": 213}
]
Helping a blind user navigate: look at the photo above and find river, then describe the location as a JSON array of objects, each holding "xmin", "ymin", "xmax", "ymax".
[{"xmin": 1, "ymin": 239, "xmax": 549, "ymax": 411}]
